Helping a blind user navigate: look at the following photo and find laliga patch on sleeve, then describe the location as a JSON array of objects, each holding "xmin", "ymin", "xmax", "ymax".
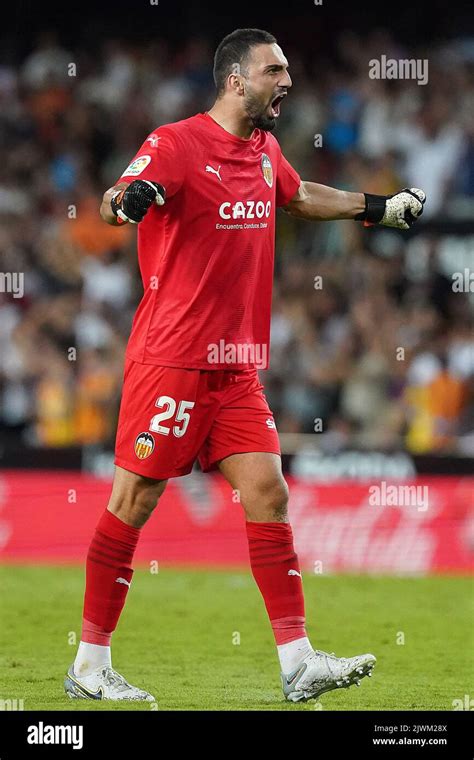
[{"xmin": 123, "ymin": 155, "xmax": 152, "ymax": 176}]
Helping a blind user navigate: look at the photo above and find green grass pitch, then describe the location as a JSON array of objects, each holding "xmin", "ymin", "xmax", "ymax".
[{"xmin": 0, "ymin": 566, "xmax": 472, "ymax": 711}]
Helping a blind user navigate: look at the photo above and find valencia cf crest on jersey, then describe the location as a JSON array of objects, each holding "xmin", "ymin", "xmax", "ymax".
[
  {"xmin": 261, "ymin": 154, "xmax": 273, "ymax": 188},
  {"xmin": 134, "ymin": 432, "xmax": 155, "ymax": 460}
]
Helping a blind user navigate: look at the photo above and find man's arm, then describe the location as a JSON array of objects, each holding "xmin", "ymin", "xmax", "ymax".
[
  {"xmin": 282, "ymin": 181, "xmax": 426, "ymax": 230},
  {"xmin": 100, "ymin": 183, "xmax": 129, "ymax": 225},
  {"xmin": 282, "ymin": 181, "xmax": 365, "ymax": 221}
]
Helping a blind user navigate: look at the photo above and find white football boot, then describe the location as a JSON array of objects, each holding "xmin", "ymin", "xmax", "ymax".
[
  {"xmin": 281, "ymin": 649, "xmax": 376, "ymax": 702},
  {"xmin": 64, "ymin": 664, "xmax": 155, "ymax": 701}
]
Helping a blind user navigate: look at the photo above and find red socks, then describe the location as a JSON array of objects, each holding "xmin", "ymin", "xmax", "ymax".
[
  {"xmin": 81, "ymin": 509, "xmax": 140, "ymax": 646},
  {"xmin": 246, "ymin": 521, "xmax": 307, "ymax": 645},
  {"xmin": 81, "ymin": 513, "xmax": 305, "ymax": 649}
]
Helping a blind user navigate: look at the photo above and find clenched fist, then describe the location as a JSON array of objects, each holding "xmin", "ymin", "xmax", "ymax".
[
  {"xmin": 111, "ymin": 180, "xmax": 166, "ymax": 224},
  {"xmin": 356, "ymin": 188, "xmax": 426, "ymax": 230}
]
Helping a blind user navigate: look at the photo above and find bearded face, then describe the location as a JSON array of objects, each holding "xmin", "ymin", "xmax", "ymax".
[{"xmin": 243, "ymin": 86, "xmax": 287, "ymax": 131}]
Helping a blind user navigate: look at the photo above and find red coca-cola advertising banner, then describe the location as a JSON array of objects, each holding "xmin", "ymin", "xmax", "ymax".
[{"xmin": 0, "ymin": 470, "xmax": 472, "ymax": 575}]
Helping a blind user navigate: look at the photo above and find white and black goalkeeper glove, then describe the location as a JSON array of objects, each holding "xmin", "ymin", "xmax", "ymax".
[
  {"xmin": 355, "ymin": 187, "xmax": 426, "ymax": 230},
  {"xmin": 111, "ymin": 180, "xmax": 166, "ymax": 224}
]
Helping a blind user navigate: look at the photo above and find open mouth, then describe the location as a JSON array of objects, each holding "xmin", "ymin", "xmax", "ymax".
[{"xmin": 270, "ymin": 93, "xmax": 286, "ymax": 117}]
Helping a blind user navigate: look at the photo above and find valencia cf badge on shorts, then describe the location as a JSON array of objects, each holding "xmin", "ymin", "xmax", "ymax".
[
  {"xmin": 261, "ymin": 154, "xmax": 273, "ymax": 188},
  {"xmin": 134, "ymin": 432, "xmax": 155, "ymax": 460}
]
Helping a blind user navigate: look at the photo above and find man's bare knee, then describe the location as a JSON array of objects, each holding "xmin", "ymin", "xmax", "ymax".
[
  {"xmin": 244, "ymin": 476, "xmax": 289, "ymax": 522},
  {"xmin": 107, "ymin": 466, "xmax": 168, "ymax": 528}
]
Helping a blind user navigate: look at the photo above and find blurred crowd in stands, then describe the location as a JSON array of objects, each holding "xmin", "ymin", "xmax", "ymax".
[{"xmin": 0, "ymin": 29, "xmax": 473, "ymax": 455}]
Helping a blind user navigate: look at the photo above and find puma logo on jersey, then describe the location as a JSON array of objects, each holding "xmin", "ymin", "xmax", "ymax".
[
  {"xmin": 288, "ymin": 569, "xmax": 302, "ymax": 578},
  {"xmin": 205, "ymin": 164, "xmax": 222, "ymax": 181},
  {"xmin": 115, "ymin": 577, "xmax": 131, "ymax": 587},
  {"xmin": 147, "ymin": 136, "xmax": 161, "ymax": 147}
]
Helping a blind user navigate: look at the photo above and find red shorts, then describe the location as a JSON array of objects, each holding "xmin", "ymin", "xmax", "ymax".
[{"xmin": 114, "ymin": 359, "xmax": 280, "ymax": 480}]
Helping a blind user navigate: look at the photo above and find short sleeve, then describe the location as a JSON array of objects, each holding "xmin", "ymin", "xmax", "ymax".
[
  {"xmin": 117, "ymin": 128, "xmax": 186, "ymax": 199},
  {"xmin": 276, "ymin": 152, "xmax": 301, "ymax": 207}
]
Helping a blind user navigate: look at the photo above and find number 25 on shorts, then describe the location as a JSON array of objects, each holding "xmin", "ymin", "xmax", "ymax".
[{"xmin": 149, "ymin": 396, "xmax": 195, "ymax": 438}]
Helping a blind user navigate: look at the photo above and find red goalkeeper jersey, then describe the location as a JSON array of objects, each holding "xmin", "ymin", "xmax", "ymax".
[{"xmin": 117, "ymin": 112, "xmax": 300, "ymax": 370}]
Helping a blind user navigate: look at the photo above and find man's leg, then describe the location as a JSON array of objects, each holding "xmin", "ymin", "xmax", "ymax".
[
  {"xmin": 66, "ymin": 361, "xmax": 222, "ymax": 699},
  {"xmin": 218, "ymin": 451, "xmax": 376, "ymax": 702},
  {"xmin": 68, "ymin": 466, "xmax": 167, "ymax": 697},
  {"xmin": 218, "ymin": 452, "xmax": 313, "ymax": 674}
]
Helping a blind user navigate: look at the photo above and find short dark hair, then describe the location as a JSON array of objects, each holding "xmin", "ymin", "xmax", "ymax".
[{"xmin": 213, "ymin": 28, "xmax": 277, "ymax": 96}]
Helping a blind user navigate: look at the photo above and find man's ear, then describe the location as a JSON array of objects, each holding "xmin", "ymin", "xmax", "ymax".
[{"xmin": 228, "ymin": 72, "xmax": 245, "ymax": 95}]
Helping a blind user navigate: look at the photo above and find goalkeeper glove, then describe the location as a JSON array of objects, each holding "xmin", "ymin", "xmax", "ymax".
[
  {"xmin": 355, "ymin": 187, "xmax": 426, "ymax": 230},
  {"xmin": 111, "ymin": 180, "xmax": 166, "ymax": 224}
]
